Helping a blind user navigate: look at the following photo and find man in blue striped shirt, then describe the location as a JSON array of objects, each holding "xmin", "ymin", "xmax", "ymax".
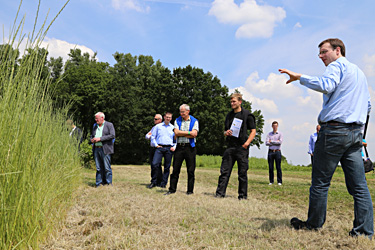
[
  {"xmin": 148, "ymin": 112, "xmax": 175, "ymax": 189},
  {"xmin": 279, "ymin": 38, "xmax": 373, "ymax": 238}
]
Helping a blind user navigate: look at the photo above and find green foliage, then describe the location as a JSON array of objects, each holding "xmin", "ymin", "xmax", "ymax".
[
  {"xmin": 41, "ymin": 45, "xmax": 264, "ymax": 165},
  {"xmin": 79, "ymin": 138, "xmax": 95, "ymax": 169},
  {"xmin": 0, "ymin": 1, "xmax": 81, "ymax": 248}
]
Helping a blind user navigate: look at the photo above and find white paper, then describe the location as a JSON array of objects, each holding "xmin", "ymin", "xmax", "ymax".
[{"xmin": 230, "ymin": 118, "xmax": 243, "ymax": 138}]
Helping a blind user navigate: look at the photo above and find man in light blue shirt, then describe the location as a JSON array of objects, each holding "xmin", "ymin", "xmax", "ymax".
[
  {"xmin": 308, "ymin": 125, "xmax": 320, "ymax": 166},
  {"xmin": 148, "ymin": 112, "xmax": 175, "ymax": 189},
  {"xmin": 279, "ymin": 38, "xmax": 373, "ymax": 238}
]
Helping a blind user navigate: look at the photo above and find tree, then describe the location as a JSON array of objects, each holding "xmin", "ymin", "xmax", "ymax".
[
  {"xmin": 171, "ymin": 65, "xmax": 229, "ymax": 155},
  {"xmin": 52, "ymin": 48, "xmax": 112, "ymax": 135}
]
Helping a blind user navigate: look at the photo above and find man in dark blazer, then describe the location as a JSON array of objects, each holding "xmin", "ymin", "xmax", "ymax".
[
  {"xmin": 67, "ymin": 119, "xmax": 84, "ymax": 150},
  {"xmin": 90, "ymin": 112, "xmax": 115, "ymax": 187}
]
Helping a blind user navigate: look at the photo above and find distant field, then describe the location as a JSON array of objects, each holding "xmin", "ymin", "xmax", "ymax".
[{"xmin": 42, "ymin": 158, "xmax": 375, "ymax": 249}]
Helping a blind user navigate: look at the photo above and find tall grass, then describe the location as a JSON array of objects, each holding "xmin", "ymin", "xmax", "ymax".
[{"xmin": 0, "ymin": 1, "xmax": 81, "ymax": 249}]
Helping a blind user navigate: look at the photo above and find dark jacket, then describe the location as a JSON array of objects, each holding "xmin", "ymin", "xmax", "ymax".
[{"xmin": 91, "ymin": 121, "xmax": 115, "ymax": 155}]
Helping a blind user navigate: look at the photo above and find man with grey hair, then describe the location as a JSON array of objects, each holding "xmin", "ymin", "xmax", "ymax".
[
  {"xmin": 145, "ymin": 114, "xmax": 163, "ymax": 187},
  {"xmin": 90, "ymin": 112, "xmax": 115, "ymax": 187},
  {"xmin": 165, "ymin": 104, "xmax": 199, "ymax": 195}
]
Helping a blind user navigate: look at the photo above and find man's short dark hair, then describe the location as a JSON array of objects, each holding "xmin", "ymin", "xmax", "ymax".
[
  {"xmin": 164, "ymin": 111, "xmax": 172, "ymax": 116},
  {"xmin": 230, "ymin": 93, "xmax": 243, "ymax": 102},
  {"xmin": 272, "ymin": 121, "xmax": 278, "ymax": 126},
  {"xmin": 319, "ymin": 38, "xmax": 346, "ymax": 57}
]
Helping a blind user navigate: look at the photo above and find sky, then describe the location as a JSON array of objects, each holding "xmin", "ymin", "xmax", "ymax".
[{"xmin": 1, "ymin": 0, "xmax": 375, "ymax": 166}]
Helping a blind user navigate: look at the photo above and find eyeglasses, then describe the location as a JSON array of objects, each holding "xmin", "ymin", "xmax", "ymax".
[{"xmin": 318, "ymin": 50, "xmax": 331, "ymax": 56}]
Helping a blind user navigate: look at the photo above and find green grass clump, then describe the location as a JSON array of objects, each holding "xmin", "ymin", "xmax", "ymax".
[{"xmin": 0, "ymin": 1, "xmax": 81, "ymax": 249}]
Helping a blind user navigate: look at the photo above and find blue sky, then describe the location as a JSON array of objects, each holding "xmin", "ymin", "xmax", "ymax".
[{"xmin": 2, "ymin": 0, "xmax": 375, "ymax": 165}]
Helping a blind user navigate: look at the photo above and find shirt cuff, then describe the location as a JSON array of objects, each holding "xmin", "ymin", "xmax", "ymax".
[{"xmin": 300, "ymin": 74, "xmax": 314, "ymax": 85}]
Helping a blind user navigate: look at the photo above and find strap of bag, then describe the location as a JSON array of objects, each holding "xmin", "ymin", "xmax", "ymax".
[{"xmin": 363, "ymin": 115, "xmax": 370, "ymax": 158}]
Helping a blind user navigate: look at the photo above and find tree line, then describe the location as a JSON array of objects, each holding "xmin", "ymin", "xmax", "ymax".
[{"xmin": 1, "ymin": 45, "xmax": 264, "ymax": 164}]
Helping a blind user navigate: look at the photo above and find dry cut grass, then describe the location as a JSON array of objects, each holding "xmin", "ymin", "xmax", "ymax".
[{"xmin": 41, "ymin": 165, "xmax": 375, "ymax": 249}]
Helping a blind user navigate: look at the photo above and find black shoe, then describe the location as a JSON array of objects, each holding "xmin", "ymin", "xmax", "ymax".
[
  {"xmin": 147, "ymin": 183, "xmax": 157, "ymax": 189},
  {"xmin": 164, "ymin": 191, "xmax": 175, "ymax": 196},
  {"xmin": 160, "ymin": 185, "xmax": 166, "ymax": 188},
  {"xmin": 238, "ymin": 196, "xmax": 247, "ymax": 200},
  {"xmin": 186, "ymin": 191, "xmax": 193, "ymax": 195},
  {"xmin": 215, "ymin": 194, "xmax": 225, "ymax": 198},
  {"xmin": 290, "ymin": 217, "xmax": 307, "ymax": 230}
]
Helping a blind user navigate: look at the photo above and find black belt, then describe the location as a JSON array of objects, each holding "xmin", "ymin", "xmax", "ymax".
[
  {"xmin": 177, "ymin": 143, "xmax": 190, "ymax": 147},
  {"xmin": 269, "ymin": 149, "xmax": 280, "ymax": 152},
  {"xmin": 95, "ymin": 146, "xmax": 103, "ymax": 148},
  {"xmin": 159, "ymin": 144, "xmax": 172, "ymax": 147},
  {"xmin": 319, "ymin": 121, "xmax": 358, "ymax": 126}
]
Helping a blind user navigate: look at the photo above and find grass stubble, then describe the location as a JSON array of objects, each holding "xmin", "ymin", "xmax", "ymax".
[{"xmin": 42, "ymin": 164, "xmax": 375, "ymax": 249}]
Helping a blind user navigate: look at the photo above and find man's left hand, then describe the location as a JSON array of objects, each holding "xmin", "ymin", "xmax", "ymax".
[{"xmin": 242, "ymin": 143, "xmax": 249, "ymax": 149}]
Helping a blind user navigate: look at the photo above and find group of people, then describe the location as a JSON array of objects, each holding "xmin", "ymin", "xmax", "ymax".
[
  {"xmin": 88, "ymin": 38, "xmax": 373, "ymax": 239},
  {"xmin": 145, "ymin": 104, "xmax": 199, "ymax": 195}
]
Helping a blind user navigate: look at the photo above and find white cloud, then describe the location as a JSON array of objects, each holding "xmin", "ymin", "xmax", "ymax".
[
  {"xmin": 111, "ymin": 0, "xmax": 150, "ymax": 13},
  {"xmin": 208, "ymin": 0, "xmax": 286, "ymax": 39},
  {"xmin": 232, "ymin": 72, "xmax": 323, "ymax": 165},
  {"xmin": 244, "ymin": 71, "xmax": 303, "ymax": 99},
  {"xmin": 296, "ymin": 88, "xmax": 321, "ymax": 110},
  {"xmin": 363, "ymin": 53, "xmax": 375, "ymax": 77},
  {"xmin": 231, "ymin": 86, "xmax": 279, "ymax": 114},
  {"xmin": 145, "ymin": 0, "xmax": 210, "ymax": 7},
  {"xmin": 10, "ymin": 37, "xmax": 97, "ymax": 62},
  {"xmin": 293, "ymin": 22, "xmax": 302, "ymax": 29},
  {"xmin": 41, "ymin": 38, "xmax": 97, "ymax": 62}
]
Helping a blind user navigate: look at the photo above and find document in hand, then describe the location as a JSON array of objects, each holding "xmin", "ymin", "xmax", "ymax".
[{"xmin": 230, "ymin": 118, "xmax": 243, "ymax": 138}]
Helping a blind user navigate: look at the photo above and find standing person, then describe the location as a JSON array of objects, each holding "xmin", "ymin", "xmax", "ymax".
[
  {"xmin": 215, "ymin": 93, "xmax": 256, "ymax": 200},
  {"xmin": 165, "ymin": 104, "xmax": 199, "ymax": 195},
  {"xmin": 148, "ymin": 112, "xmax": 175, "ymax": 189},
  {"xmin": 279, "ymin": 38, "xmax": 373, "ymax": 238},
  {"xmin": 145, "ymin": 114, "xmax": 163, "ymax": 187},
  {"xmin": 266, "ymin": 121, "xmax": 283, "ymax": 185},
  {"xmin": 90, "ymin": 112, "xmax": 115, "ymax": 187},
  {"xmin": 308, "ymin": 125, "xmax": 321, "ymax": 166},
  {"xmin": 67, "ymin": 119, "xmax": 84, "ymax": 149}
]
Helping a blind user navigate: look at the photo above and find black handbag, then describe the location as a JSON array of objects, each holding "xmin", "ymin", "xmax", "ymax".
[{"xmin": 363, "ymin": 115, "xmax": 374, "ymax": 173}]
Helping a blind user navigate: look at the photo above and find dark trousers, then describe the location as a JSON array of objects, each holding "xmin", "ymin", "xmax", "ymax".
[
  {"xmin": 311, "ymin": 155, "xmax": 314, "ymax": 167},
  {"xmin": 268, "ymin": 150, "xmax": 282, "ymax": 184},
  {"xmin": 149, "ymin": 147, "xmax": 162, "ymax": 185},
  {"xmin": 151, "ymin": 147, "xmax": 173, "ymax": 186},
  {"xmin": 169, "ymin": 145, "xmax": 196, "ymax": 193},
  {"xmin": 216, "ymin": 146, "xmax": 249, "ymax": 198}
]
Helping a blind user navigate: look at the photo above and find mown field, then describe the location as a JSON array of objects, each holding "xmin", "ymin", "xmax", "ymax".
[{"xmin": 41, "ymin": 157, "xmax": 375, "ymax": 249}]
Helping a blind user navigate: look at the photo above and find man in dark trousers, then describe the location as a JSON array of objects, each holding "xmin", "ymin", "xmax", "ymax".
[
  {"xmin": 165, "ymin": 104, "xmax": 199, "ymax": 195},
  {"xmin": 67, "ymin": 119, "xmax": 84, "ymax": 150},
  {"xmin": 145, "ymin": 114, "xmax": 163, "ymax": 187},
  {"xmin": 266, "ymin": 121, "xmax": 283, "ymax": 185},
  {"xmin": 148, "ymin": 112, "xmax": 175, "ymax": 189},
  {"xmin": 280, "ymin": 38, "xmax": 373, "ymax": 238},
  {"xmin": 215, "ymin": 93, "xmax": 256, "ymax": 200},
  {"xmin": 90, "ymin": 112, "xmax": 115, "ymax": 187}
]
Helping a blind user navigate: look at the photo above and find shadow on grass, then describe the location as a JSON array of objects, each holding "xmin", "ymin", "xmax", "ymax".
[
  {"xmin": 202, "ymin": 192, "xmax": 237, "ymax": 199},
  {"xmin": 87, "ymin": 181, "xmax": 96, "ymax": 187},
  {"xmin": 251, "ymin": 217, "xmax": 291, "ymax": 231}
]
